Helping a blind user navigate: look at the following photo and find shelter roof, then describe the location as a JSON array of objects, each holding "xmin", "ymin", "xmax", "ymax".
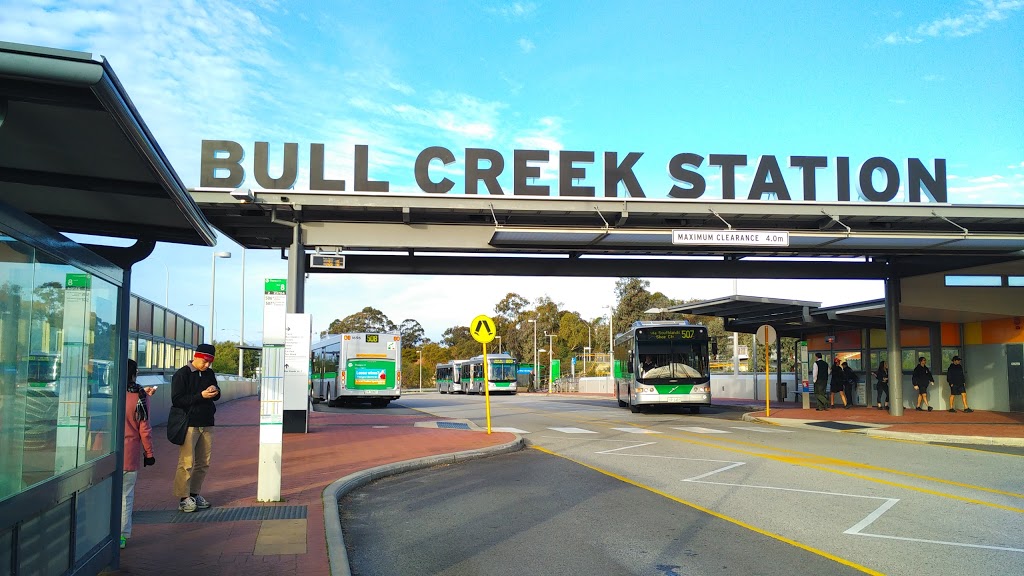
[
  {"xmin": 0, "ymin": 42, "xmax": 215, "ymax": 246},
  {"xmin": 190, "ymin": 189, "xmax": 1024, "ymax": 278}
]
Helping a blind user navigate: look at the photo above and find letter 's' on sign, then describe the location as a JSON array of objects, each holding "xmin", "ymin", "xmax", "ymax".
[{"xmin": 198, "ymin": 140, "xmax": 947, "ymax": 203}]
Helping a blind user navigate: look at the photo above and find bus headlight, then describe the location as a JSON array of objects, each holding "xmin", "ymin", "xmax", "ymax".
[{"xmin": 691, "ymin": 384, "xmax": 709, "ymax": 393}]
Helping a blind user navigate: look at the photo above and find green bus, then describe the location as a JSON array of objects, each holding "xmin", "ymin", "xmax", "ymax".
[
  {"xmin": 311, "ymin": 332, "xmax": 402, "ymax": 408},
  {"xmin": 613, "ymin": 321, "xmax": 714, "ymax": 413}
]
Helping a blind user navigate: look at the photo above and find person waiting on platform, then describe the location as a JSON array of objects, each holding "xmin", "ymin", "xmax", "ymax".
[
  {"xmin": 913, "ymin": 356, "xmax": 934, "ymax": 411},
  {"xmin": 946, "ymin": 356, "xmax": 973, "ymax": 413},
  {"xmin": 829, "ymin": 357, "xmax": 849, "ymax": 409}
]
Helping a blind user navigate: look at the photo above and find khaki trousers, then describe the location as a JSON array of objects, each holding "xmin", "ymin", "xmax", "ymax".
[{"xmin": 173, "ymin": 426, "xmax": 214, "ymax": 498}]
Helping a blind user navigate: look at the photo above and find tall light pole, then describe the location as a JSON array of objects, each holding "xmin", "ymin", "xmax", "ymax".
[
  {"xmin": 417, "ymin": 349, "xmax": 422, "ymax": 393},
  {"xmin": 545, "ymin": 332, "xmax": 555, "ymax": 394},
  {"xmin": 606, "ymin": 305, "xmax": 614, "ymax": 383},
  {"xmin": 583, "ymin": 346, "xmax": 590, "ymax": 377},
  {"xmin": 209, "ymin": 251, "xmax": 231, "ymax": 343},
  {"xmin": 238, "ymin": 248, "xmax": 245, "ymax": 377},
  {"xmin": 495, "ymin": 335, "xmax": 502, "ymax": 355},
  {"xmin": 529, "ymin": 319, "xmax": 537, "ymax": 391}
]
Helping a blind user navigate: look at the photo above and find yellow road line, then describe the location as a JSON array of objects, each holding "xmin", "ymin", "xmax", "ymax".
[
  {"xmin": 531, "ymin": 445, "xmax": 884, "ymax": 576},
  {"xmin": 607, "ymin": 419, "xmax": 1024, "ymax": 505}
]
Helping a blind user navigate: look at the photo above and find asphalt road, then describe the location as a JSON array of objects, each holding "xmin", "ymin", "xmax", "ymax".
[{"xmin": 332, "ymin": 393, "xmax": 1024, "ymax": 576}]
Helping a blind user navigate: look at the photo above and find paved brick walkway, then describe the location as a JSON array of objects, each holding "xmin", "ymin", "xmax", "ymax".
[{"xmin": 104, "ymin": 396, "xmax": 514, "ymax": 576}]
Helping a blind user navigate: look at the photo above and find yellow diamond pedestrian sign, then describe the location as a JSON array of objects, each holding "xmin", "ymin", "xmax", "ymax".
[{"xmin": 470, "ymin": 314, "xmax": 496, "ymax": 344}]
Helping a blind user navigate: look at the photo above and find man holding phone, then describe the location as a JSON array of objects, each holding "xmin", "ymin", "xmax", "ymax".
[{"xmin": 171, "ymin": 343, "xmax": 221, "ymax": 513}]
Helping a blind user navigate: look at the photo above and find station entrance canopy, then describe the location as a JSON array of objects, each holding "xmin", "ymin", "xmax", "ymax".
[{"xmin": 190, "ymin": 190, "xmax": 1024, "ymax": 280}]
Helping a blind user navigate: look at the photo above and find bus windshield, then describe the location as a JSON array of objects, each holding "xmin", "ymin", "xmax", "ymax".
[
  {"xmin": 636, "ymin": 341, "xmax": 709, "ymax": 382},
  {"xmin": 488, "ymin": 360, "xmax": 518, "ymax": 381}
]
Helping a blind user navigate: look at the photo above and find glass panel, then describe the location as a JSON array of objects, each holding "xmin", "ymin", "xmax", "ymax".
[
  {"xmin": 75, "ymin": 477, "xmax": 112, "ymax": 561},
  {"xmin": 165, "ymin": 311, "xmax": 175, "ymax": 339},
  {"xmin": 129, "ymin": 295, "xmax": 138, "ymax": 331},
  {"xmin": 1008, "ymin": 276, "xmax": 1024, "ymax": 287},
  {"xmin": 152, "ymin": 308, "xmax": 164, "ymax": 340},
  {"xmin": 0, "ymin": 233, "xmax": 122, "ymax": 503},
  {"xmin": 129, "ymin": 337, "xmax": 137, "ymax": 361},
  {"xmin": 944, "ymin": 275, "xmax": 1002, "ymax": 287},
  {"xmin": 151, "ymin": 341, "xmax": 163, "ymax": 369},
  {"xmin": 940, "ymin": 347, "xmax": 961, "ymax": 373},
  {"xmin": 137, "ymin": 300, "xmax": 152, "ymax": 334},
  {"xmin": 18, "ymin": 498, "xmax": 71, "ymax": 576},
  {"xmin": 903, "ymin": 350, "xmax": 931, "ymax": 372},
  {"xmin": 137, "ymin": 338, "xmax": 150, "ymax": 371},
  {"xmin": 176, "ymin": 314, "xmax": 185, "ymax": 341}
]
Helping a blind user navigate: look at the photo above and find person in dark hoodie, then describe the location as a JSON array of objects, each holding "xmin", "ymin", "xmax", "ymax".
[
  {"xmin": 171, "ymin": 343, "xmax": 221, "ymax": 513},
  {"xmin": 946, "ymin": 356, "xmax": 973, "ymax": 413}
]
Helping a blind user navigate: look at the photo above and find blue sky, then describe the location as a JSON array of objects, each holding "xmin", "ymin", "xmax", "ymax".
[{"xmin": 3, "ymin": 1, "xmax": 1022, "ymax": 343}]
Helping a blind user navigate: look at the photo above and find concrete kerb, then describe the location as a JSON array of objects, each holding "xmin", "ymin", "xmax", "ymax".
[
  {"xmin": 742, "ymin": 412, "xmax": 1024, "ymax": 447},
  {"xmin": 322, "ymin": 435, "xmax": 526, "ymax": 576}
]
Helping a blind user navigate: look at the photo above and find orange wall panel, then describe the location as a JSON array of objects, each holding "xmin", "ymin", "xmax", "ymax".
[
  {"xmin": 980, "ymin": 317, "xmax": 1024, "ymax": 344},
  {"xmin": 940, "ymin": 323, "xmax": 961, "ymax": 346},
  {"xmin": 899, "ymin": 326, "xmax": 930, "ymax": 347}
]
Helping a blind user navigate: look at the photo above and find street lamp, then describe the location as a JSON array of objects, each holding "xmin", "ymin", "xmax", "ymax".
[
  {"xmin": 238, "ymin": 248, "xmax": 245, "ymax": 377},
  {"xmin": 209, "ymin": 251, "xmax": 231, "ymax": 343},
  {"xmin": 544, "ymin": 332, "xmax": 555, "ymax": 394},
  {"xmin": 495, "ymin": 335, "xmax": 502, "ymax": 355},
  {"xmin": 417, "ymin": 349, "xmax": 422, "ymax": 393},
  {"xmin": 529, "ymin": 319, "xmax": 537, "ymax": 391},
  {"xmin": 605, "ymin": 305, "xmax": 615, "ymax": 382},
  {"xmin": 583, "ymin": 346, "xmax": 591, "ymax": 377}
]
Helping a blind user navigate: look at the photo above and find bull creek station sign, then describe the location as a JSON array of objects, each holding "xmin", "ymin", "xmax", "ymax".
[{"xmin": 199, "ymin": 140, "xmax": 947, "ymax": 203}]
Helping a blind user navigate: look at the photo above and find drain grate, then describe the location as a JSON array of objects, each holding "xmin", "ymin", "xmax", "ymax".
[
  {"xmin": 134, "ymin": 505, "xmax": 307, "ymax": 524},
  {"xmin": 436, "ymin": 421, "xmax": 471, "ymax": 429},
  {"xmin": 806, "ymin": 421, "xmax": 871, "ymax": 431}
]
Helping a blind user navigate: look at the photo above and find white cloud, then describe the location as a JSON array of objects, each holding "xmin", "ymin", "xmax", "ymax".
[
  {"xmin": 881, "ymin": 0, "xmax": 1024, "ymax": 44},
  {"xmin": 494, "ymin": 2, "xmax": 538, "ymax": 19},
  {"xmin": 519, "ymin": 38, "xmax": 535, "ymax": 53}
]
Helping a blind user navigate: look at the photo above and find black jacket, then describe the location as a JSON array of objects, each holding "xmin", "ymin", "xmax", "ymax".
[
  {"xmin": 171, "ymin": 363, "xmax": 221, "ymax": 427},
  {"xmin": 946, "ymin": 363, "xmax": 966, "ymax": 385},
  {"xmin": 912, "ymin": 364, "xmax": 934, "ymax": 388}
]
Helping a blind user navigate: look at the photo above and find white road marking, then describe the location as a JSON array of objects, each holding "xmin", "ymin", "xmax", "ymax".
[
  {"xmin": 598, "ymin": 442, "xmax": 1021, "ymax": 553},
  {"xmin": 730, "ymin": 426, "xmax": 792, "ymax": 433},
  {"xmin": 596, "ymin": 442, "xmax": 658, "ymax": 454},
  {"xmin": 671, "ymin": 426, "xmax": 730, "ymax": 434},
  {"xmin": 611, "ymin": 427, "xmax": 662, "ymax": 434},
  {"xmin": 548, "ymin": 427, "xmax": 598, "ymax": 434},
  {"xmin": 490, "ymin": 427, "xmax": 530, "ymax": 433}
]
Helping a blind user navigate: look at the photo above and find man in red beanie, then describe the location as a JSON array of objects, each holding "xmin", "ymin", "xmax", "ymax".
[{"xmin": 171, "ymin": 343, "xmax": 221, "ymax": 513}]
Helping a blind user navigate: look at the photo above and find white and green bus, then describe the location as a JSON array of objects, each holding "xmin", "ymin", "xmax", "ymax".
[
  {"xmin": 614, "ymin": 321, "xmax": 714, "ymax": 413},
  {"xmin": 461, "ymin": 353, "xmax": 519, "ymax": 395},
  {"xmin": 436, "ymin": 359, "xmax": 467, "ymax": 394},
  {"xmin": 311, "ymin": 332, "xmax": 402, "ymax": 407}
]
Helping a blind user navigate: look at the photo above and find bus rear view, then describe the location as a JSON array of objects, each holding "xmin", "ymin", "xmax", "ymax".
[{"xmin": 615, "ymin": 321, "xmax": 712, "ymax": 413}]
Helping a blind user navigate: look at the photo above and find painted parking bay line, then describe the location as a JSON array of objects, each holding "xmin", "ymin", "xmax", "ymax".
[
  {"xmin": 611, "ymin": 427, "xmax": 662, "ymax": 434},
  {"xmin": 672, "ymin": 426, "xmax": 730, "ymax": 434},
  {"xmin": 731, "ymin": 426, "xmax": 793, "ymax": 433},
  {"xmin": 548, "ymin": 427, "xmax": 598, "ymax": 434},
  {"xmin": 491, "ymin": 427, "xmax": 531, "ymax": 434}
]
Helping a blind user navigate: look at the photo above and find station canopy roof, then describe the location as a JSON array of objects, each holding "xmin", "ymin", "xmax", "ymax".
[
  {"xmin": 0, "ymin": 42, "xmax": 215, "ymax": 246},
  {"xmin": 190, "ymin": 188, "xmax": 1024, "ymax": 279}
]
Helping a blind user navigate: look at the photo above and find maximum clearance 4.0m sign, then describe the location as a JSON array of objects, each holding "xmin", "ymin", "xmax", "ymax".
[{"xmin": 200, "ymin": 141, "xmax": 948, "ymax": 203}]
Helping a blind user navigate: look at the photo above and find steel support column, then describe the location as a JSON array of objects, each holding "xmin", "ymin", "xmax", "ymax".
[{"xmin": 885, "ymin": 274, "xmax": 903, "ymax": 416}]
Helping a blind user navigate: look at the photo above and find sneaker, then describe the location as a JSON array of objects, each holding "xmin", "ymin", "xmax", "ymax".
[
  {"xmin": 963, "ymin": 408, "xmax": 974, "ymax": 413},
  {"xmin": 192, "ymin": 494, "xmax": 211, "ymax": 509},
  {"xmin": 178, "ymin": 496, "xmax": 197, "ymax": 513},
  {"xmin": 927, "ymin": 406, "xmax": 933, "ymax": 412},
  {"xmin": 948, "ymin": 408, "xmax": 956, "ymax": 413},
  {"xmin": 915, "ymin": 406, "xmax": 923, "ymax": 411},
  {"xmin": 119, "ymin": 535, "xmax": 127, "ymax": 549}
]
